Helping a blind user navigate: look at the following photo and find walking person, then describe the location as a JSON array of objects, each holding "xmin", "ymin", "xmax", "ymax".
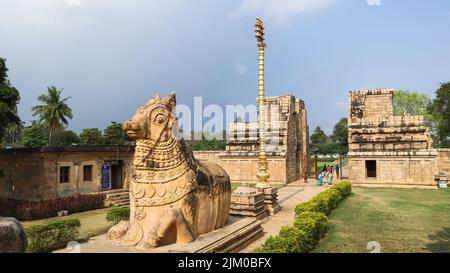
[{"xmin": 323, "ymin": 171, "xmax": 329, "ymax": 185}]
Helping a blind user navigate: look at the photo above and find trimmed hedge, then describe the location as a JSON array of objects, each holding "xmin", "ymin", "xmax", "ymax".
[
  {"xmin": 259, "ymin": 182, "xmax": 352, "ymax": 253},
  {"xmin": 106, "ymin": 207, "xmax": 130, "ymax": 225},
  {"xmin": 294, "ymin": 211, "xmax": 328, "ymax": 241},
  {"xmin": 261, "ymin": 226, "xmax": 314, "ymax": 253},
  {"xmin": 0, "ymin": 194, "xmax": 105, "ymax": 221},
  {"xmin": 25, "ymin": 218, "xmax": 81, "ymax": 253},
  {"xmin": 295, "ymin": 181, "xmax": 352, "ymax": 216}
]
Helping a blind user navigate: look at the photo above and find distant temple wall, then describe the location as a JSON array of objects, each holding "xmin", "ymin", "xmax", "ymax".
[
  {"xmin": 194, "ymin": 94, "xmax": 309, "ymax": 185},
  {"xmin": 348, "ymin": 88, "xmax": 447, "ymax": 188},
  {"xmin": 437, "ymin": 149, "xmax": 450, "ymax": 178},
  {"xmin": 194, "ymin": 151, "xmax": 288, "ymax": 184}
]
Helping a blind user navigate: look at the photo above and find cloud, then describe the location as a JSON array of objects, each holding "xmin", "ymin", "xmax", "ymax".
[
  {"xmin": 229, "ymin": 0, "xmax": 337, "ymax": 23},
  {"xmin": 236, "ymin": 64, "xmax": 247, "ymax": 75},
  {"xmin": 66, "ymin": 0, "xmax": 81, "ymax": 6},
  {"xmin": 367, "ymin": 0, "xmax": 382, "ymax": 6},
  {"xmin": 334, "ymin": 101, "xmax": 347, "ymax": 110}
]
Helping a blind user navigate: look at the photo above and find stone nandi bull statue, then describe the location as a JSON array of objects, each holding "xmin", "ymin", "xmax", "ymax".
[{"xmin": 108, "ymin": 92, "xmax": 231, "ymax": 249}]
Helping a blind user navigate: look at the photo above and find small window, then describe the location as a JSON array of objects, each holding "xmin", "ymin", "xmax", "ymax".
[
  {"xmin": 60, "ymin": 167, "xmax": 70, "ymax": 183},
  {"xmin": 366, "ymin": 160, "xmax": 377, "ymax": 178},
  {"xmin": 83, "ymin": 165, "xmax": 93, "ymax": 181}
]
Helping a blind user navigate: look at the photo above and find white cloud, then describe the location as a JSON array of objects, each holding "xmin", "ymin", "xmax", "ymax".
[
  {"xmin": 67, "ymin": 0, "xmax": 81, "ymax": 6},
  {"xmin": 367, "ymin": 0, "xmax": 382, "ymax": 6},
  {"xmin": 334, "ymin": 101, "xmax": 347, "ymax": 110},
  {"xmin": 236, "ymin": 64, "xmax": 247, "ymax": 75},
  {"xmin": 229, "ymin": 0, "xmax": 337, "ymax": 23}
]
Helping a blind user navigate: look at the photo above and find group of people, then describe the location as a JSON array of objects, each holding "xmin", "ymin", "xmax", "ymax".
[{"xmin": 317, "ymin": 164, "xmax": 339, "ymax": 186}]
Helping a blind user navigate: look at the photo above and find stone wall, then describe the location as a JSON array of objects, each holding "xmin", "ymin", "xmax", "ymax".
[
  {"xmin": 0, "ymin": 147, "xmax": 133, "ymax": 201},
  {"xmin": 348, "ymin": 88, "xmax": 441, "ymax": 188},
  {"xmin": 437, "ymin": 149, "xmax": 450, "ymax": 177},
  {"xmin": 223, "ymin": 95, "xmax": 309, "ymax": 184},
  {"xmin": 194, "ymin": 151, "xmax": 288, "ymax": 184},
  {"xmin": 349, "ymin": 154, "xmax": 438, "ymax": 187},
  {"xmin": 0, "ymin": 151, "xmax": 47, "ymax": 201}
]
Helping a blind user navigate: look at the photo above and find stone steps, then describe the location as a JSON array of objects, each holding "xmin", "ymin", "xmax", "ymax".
[
  {"xmin": 194, "ymin": 218, "xmax": 264, "ymax": 253},
  {"xmin": 104, "ymin": 189, "xmax": 130, "ymax": 207}
]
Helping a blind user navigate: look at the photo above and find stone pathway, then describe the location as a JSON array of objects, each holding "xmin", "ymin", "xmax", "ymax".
[{"xmin": 239, "ymin": 183, "xmax": 328, "ymax": 253}]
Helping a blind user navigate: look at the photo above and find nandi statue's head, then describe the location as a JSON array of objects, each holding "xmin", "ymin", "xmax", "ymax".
[{"xmin": 123, "ymin": 92, "xmax": 176, "ymax": 142}]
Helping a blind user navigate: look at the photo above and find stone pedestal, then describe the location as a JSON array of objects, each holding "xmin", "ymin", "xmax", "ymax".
[
  {"xmin": 436, "ymin": 173, "xmax": 449, "ymax": 189},
  {"xmin": 256, "ymin": 186, "xmax": 281, "ymax": 216},
  {"xmin": 230, "ymin": 186, "xmax": 267, "ymax": 220}
]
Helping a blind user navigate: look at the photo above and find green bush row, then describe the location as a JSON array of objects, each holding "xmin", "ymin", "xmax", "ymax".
[
  {"xmin": 106, "ymin": 207, "xmax": 130, "ymax": 225},
  {"xmin": 25, "ymin": 218, "xmax": 81, "ymax": 253},
  {"xmin": 295, "ymin": 181, "xmax": 352, "ymax": 216},
  {"xmin": 259, "ymin": 182, "xmax": 352, "ymax": 253}
]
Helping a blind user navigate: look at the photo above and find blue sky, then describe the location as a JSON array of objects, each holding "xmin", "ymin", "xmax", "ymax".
[{"xmin": 1, "ymin": 0, "xmax": 449, "ymax": 134}]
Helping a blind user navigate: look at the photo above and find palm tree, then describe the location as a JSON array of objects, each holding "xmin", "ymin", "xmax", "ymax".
[{"xmin": 32, "ymin": 86, "xmax": 73, "ymax": 146}]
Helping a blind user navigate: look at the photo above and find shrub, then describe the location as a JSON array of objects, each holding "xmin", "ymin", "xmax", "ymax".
[
  {"xmin": 315, "ymin": 189, "xmax": 343, "ymax": 210},
  {"xmin": 294, "ymin": 182, "xmax": 352, "ymax": 217},
  {"xmin": 0, "ymin": 194, "xmax": 105, "ymax": 221},
  {"xmin": 295, "ymin": 198, "xmax": 330, "ymax": 216},
  {"xmin": 262, "ymin": 182, "xmax": 353, "ymax": 253},
  {"xmin": 332, "ymin": 181, "xmax": 352, "ymax": 197},
  {"xmin": 294, "ymin": 212, "xmax": 328, "ymax": 240},
  {"xmin": 260, "ymin": 226, "xmax": 314, "ymax": 253},
  {"xmin": 25, "ymin": 218, "xmax": 81, "ymax": 253},
  {"xmin": 106, "ymin": 207, "xmax": 130, "ymax": 225}
]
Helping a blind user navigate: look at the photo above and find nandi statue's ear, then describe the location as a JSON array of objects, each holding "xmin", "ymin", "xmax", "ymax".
[{"xmin": 162, "ymin": 92, "xmax": 176, "ymax": 112}]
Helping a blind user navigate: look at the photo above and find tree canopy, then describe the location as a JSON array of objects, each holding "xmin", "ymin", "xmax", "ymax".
[
  {"xmin": 103, "ymin": 121, "xmax": 130, "ymax": 145},
  {"xmin": 53, "ymin": 129, "xmax": 80, "ymax": 147},
  {"xmin": 393, "ymin": 90, "xmax": 431, "ymax": 116},
  {"xmin": 32, "ymin": 86, "xmax": 73, "ymax": 146},
  {"xmin": 310, "ymin": 127, "xmax": 327, "ymax": 145},
  {"xmin": 20, "ymin": 121, "xmax": 48, "ymax": 148},
  {"xmin": 331, "ymin": 118, "xmax": 348, "ymax": 154},
  {"xmin": 0, "ymin": 58, "xmax": 21, "ymax": 143},
  {"xmin": 427, "ymin": 82, "xmax": 450, "ymax": 147},
  {"xmin": 79, "ymin": 128, "xmax": 105, "ymax": 146}
]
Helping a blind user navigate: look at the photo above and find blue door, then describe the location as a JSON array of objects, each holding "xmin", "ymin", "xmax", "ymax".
[{"xmin": 101, "ymin": 164, "xmax": 111, "ymax": 190}]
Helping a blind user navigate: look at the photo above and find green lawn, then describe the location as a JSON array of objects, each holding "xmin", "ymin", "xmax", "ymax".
[
  {"xmin": 22, "ymin": 208, "xmax": 113, "ymax": 242},
  {"xmin": 315, "ymin": 187, "xmax": 450, "ymax": 253}
]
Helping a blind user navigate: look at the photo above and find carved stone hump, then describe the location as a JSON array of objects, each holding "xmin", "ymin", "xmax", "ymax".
[
  {"xmin": 0, "ymin": 217, "xmax": 28, "ymax": 253},
  {"xmin": 108, "ymin": 92, "xmax": 231, "ymax": 249}
]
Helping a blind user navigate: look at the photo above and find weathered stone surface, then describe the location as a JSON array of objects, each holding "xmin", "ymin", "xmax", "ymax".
[
  {"xmin": 230, "ymin": 186, "xmax": 267, "ymax": 219},
  {"xmin": 0, "ymin": 217, "xmax": 27, "ymax": 253},
  {"xmin": 222, "ymin": 95, "xmax": 309, "ymax": 184},
  {"xmin": 193, "ymin": 95, "xmax": 309, "ymax": 185},
  {"xmin": 348, "ymin": 89, "xmax": 448, "ymax": 188},
  {"xmin": 0, "ymin": 147, "xmax": 134, "ymax": 202},
  {"xmin": 108, "ymin": 92, "xmax": 231, "ymax": 249}
]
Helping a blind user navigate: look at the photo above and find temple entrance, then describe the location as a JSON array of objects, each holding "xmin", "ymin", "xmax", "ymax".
[{"xmin": 101, "ymin": 160, "xmax": 123, "ymax": 190}]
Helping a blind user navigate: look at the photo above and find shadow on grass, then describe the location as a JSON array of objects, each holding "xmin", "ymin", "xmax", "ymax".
[{"xmin": 425, "ymin": 227, "xmax": 450, "ymax": 253}]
